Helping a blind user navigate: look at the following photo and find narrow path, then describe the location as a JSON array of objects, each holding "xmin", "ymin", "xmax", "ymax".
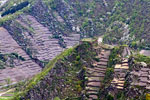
[
  {"xmin": 85, "ymin": 49, "xmax": 111, "ymax": 100},
  {"xmin": 122, "ymin": 47, "xmax": 131, "ymax": 57},
  {"xmin": 0, "ymin": 88, "xmax": 14, "ymax": 96}
]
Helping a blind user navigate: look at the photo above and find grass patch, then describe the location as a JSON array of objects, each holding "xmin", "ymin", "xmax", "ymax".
[
  {"xmin": 82, "ymin": 38, "xmax": 93, "ymax": 42},
  {"xmin": 0, "ymin": 98, "xmax": 12, "ymax": 100},
  {"xmin": 132, "ymin": 53, "xmax": 150, "ymax": 64},
  {"xmin": 0, "ymin": 96, "xmax": 13, "ymax": 100}
]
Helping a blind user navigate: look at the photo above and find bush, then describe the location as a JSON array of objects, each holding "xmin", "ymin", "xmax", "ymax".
[
  {"xmin": 133, "ymin": 54, "xmax": 150, "ymax": 64},
  {"xmin": 107, "ymin": 94, "xmax": 114, "ymax": 100},
  {"xmin": 103, "ymin": 68, "xmax": 114, "ymax": 83},
  {"xmin": 130, "ymin": 41, "xmax": 137, "ymax": 49},
  {"xmin": 0, "ymin": 60, "xmax": 5, "ymax": 69},
  {"xmin": 54, "ymin": 97, "xmax": 60, "ymax": 100},
  {"xmin": 76, "ymin": 55, "xmax": 80, "ymax": 61},
  {"xmin": 11, "ymin": 53, "xmax": 19, "ymax": 58},
  {"xmin": 108, "ymin": 46, "xmax": 120, "ymax": 67}
]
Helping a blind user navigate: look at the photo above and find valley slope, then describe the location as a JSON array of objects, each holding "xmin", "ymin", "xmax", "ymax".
[{"xmin": 0, "ymin": 0, "xmax": 150, "ymax": 100}]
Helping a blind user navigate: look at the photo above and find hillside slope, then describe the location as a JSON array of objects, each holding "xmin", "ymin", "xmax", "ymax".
[
  {"xmin": 103, "ymin": 0, "xmax": 150, "ymax": 49},
  {"xmin": 0, "ymin": 0, "xmax": 150, "ymax": 99},
  {"xmin": 0, "ymin": 0, "xmax": 114, "ymax": 87},
  {"xmin": 1, "ymin": 0, "xmax": 150, "ymax": 49},
  {"xmin": 13, "ymin": 40, "xmax": 150, "ymax": 100},
  {"xmin": 12, "ymin": 41, "xmax": 99, "ymax": 100}
]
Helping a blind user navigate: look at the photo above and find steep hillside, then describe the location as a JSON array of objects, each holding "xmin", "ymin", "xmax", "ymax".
[
  {"xmin": 13, "ymin": 39, "xmax": 150, "ymax": 100},
  {"xmin": 0, "ymin": 0, "xmax": 150, "ymax": 99},
  {"xmin": 1, "ymin": 0, "xmax": 150, "ymax": 49},
  {"xmin": 0, "ymin": 0, "xmax": 115, "ymax": 88},
  {"xmin": 103, "ymin": 0, "xmax": 150, "ymax": 49},
  {"xmin": 12, "ymin": 40, "xmax": 99, "ymax": 100},
  {"xmin": 0, "ymin": 0, "xmax": 116, "ymax": 37}
]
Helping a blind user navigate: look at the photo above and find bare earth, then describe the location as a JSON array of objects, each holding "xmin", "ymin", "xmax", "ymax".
[{"xmin": 140, "ymin": 50, "xmax": 150, "ymax": 56}]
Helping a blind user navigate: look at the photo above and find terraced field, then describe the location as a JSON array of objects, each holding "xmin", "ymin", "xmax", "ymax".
[
  {"xmin": 85, "ymin": 49, "xmax": 111, "ymax": 100},
  {"xmin": 111, "ymin": 59, "xmax": 129, "ymax": 90},
  {"xmin": 15, "ymin": 15, "xmax": 64, "ymax": 61},
  {"xmin": 16, "ymin": 15, "xmax": 80, "ymax": 61},
  {"xmin": 0, "ymin": 14, "xmax": 80, "ymax": 86},
  {"xmin": 131, "ymin": 65, "xmax": 150, "ymax": 89},
  {"xmin": 0, "ymin": 27, "xmax": 42, "ymax": 85}
]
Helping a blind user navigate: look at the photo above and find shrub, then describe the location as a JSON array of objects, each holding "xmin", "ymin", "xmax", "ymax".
[
  {"xmin": 76, "ymin": 55, "xmax": 80, "ymax": 61},
  {"xmin": 133, "ymin": 54, "xmax": 150, "ymax": 64},
  {"xmin": 54, "ymin": 97, "xmax": 60, "ymax": 100},
  {"xmin": 108, "ymin": 46, "xmax": 120, "ymax": 67},
  {"xmin": 107, "ymin": 94, "xmax": 114, "ymax": 100}
]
